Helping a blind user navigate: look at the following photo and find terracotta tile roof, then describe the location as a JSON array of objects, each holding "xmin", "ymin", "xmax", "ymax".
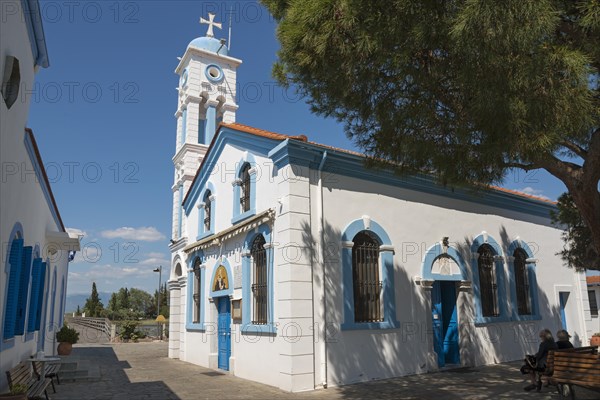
[
  {"xmin": 588, "ymin": 276, "xmax": 600, "ymax": 285},
  {"xmin": 183, "ymin": 122, "xmax": 557, "ymax": 206},
  {"xmin": 222, "ymin": 123, "xmax": 308, "ymax": 142},
  {"xmin": 488, "ymin": 186, "xmax": 556, "ymax": 205}
]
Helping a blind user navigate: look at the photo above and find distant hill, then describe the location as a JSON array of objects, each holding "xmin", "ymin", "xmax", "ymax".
[{"xmin": 65, "ymin": 292, "xmax": 111, "ymax": 313}]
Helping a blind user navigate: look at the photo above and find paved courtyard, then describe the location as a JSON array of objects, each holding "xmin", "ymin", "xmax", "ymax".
[{"xmin": 52, "ymin": 342, "xmax": 599, "ymax": 400}]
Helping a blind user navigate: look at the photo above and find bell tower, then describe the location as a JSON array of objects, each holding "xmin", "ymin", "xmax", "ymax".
[{"xmin": 170, "ymin": 13, "xmax": 242, "ymax": 242}]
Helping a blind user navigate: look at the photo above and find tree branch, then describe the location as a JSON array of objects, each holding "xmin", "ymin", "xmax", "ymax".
[
  {"xmin": 560, "ymin": 140, "xmax": 588, "ymax": 159},
  {"xmin": 503, "ymin": 162, "xmax": 539, "ymax": 171}
]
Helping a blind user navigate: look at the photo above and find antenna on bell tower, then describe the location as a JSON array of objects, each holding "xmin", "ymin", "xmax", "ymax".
[{"xmin": 228, "ymin": 6, "xmax": 233, "ymax": 51}]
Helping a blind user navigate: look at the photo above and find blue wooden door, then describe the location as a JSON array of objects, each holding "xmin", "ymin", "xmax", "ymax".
[
  {"xmin": 432, "ymin": 282, "xmax": 444, "ymax": 367},
  {"xmin": 441, "ymin": 282, "xmax": 460, "ymax": 365},
  {"xmin": 559, "ymin": 292, "xmax": 569, "ymax": 331},
  {"xmin": 217, "ymin": 298, "xmax": 231, "ymax": 371},
  {"xmin": 432, "ymin": 281, "xmax": 460, "ymax": 367}
]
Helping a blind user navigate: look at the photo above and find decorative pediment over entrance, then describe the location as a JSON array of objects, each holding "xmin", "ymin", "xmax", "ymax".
[{"xmin": 431, "ymin": 255, "xmax": 461, "ymax": 276}]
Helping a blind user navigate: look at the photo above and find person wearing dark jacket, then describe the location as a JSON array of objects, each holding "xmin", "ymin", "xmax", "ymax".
[
  {"xmin": 556, "ymin": 329, "xmax": 574, "ymax": 349},
  {"xmin": 524, "ymin": 329, "xmax": 558, "ymax": 392}
]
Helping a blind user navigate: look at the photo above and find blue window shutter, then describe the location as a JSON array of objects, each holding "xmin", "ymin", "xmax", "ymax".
[
  {"xmin": 3, "ymin": 238, "xmax": 24, "ymax": 340},
  {"xmin": 34, "ymin": 262, "xmax": 47, "ymax": 331},
  {"xmin": 27, "ymin": 258, "xmax": 43, "ymax": 333},
  {"xmin": 15, "ymin": 246, "xmax": 33, "ymax": 335}
]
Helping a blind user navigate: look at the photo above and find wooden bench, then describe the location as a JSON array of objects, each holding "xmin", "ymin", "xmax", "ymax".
[
  {"xmin": 5, "ymin": 362, "xmax": 51, "ymax": 400},
  {"xmin": 546, "ymin": 346, "xmax": 600, "ymax": 399},
  {"xmin": 31, "ymin": 360, "xmax": 61, "ymax": 393}
]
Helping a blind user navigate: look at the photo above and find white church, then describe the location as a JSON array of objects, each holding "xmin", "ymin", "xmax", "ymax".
[{"xmin": 167, "ymin": 14, "xmax": 594, "ymax": 392}]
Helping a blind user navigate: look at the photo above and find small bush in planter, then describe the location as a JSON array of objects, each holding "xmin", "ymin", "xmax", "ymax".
[
  {"xmin": 56, "ymin": 325, "xmax": 79, "ymax": 344},
  {"xmin": 10, "ymin": 383, "xmax": 28, "ymax": 394}
]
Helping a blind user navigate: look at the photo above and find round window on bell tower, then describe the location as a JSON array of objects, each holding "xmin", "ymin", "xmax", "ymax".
[{"xmin": 205, "ymin": 64, "xmax": 224, "ymax": 83}]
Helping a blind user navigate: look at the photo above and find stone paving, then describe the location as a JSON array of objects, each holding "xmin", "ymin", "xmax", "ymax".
[{"xmin": 52, "ymin": 342, "xmax": 600, "ymax": 400}]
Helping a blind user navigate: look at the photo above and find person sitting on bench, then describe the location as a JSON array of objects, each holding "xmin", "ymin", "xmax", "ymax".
[
  {"xmin": 556, "ymin": 329, "xmax": 574, "ymax": 349},
  {"xmin": 522, "ymin": 329, "xmax": 558, "ymax": 392}
]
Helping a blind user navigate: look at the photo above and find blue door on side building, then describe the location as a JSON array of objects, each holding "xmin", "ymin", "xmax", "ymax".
[
  {"xmin": 559, "ymin": 292, "xmax": 569, "ymax": 331},
  {"xmin": 432, "ymin": 281, "xmax": 460, "ymax": 367},
  {"xmin": 217, "ymin": 297, "xmax": 231, "ymax": 371}
]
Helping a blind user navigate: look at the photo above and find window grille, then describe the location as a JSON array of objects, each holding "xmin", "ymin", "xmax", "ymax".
[
  {"xmin": 193, "ymin": 259, "xmax": 201, "ymax": 323},
  {"xmin": 352, "ymin": 232, "xmax": 383, "ymax": 323},
  {"xmin": 204, "ymin": 191, "xmax": 212, "ymax": 232},
  {"xmin": 514, "ymin": 249, "xmax": 531, "ymax": 315},
  {"xmin": 478, "ymin": 244, "xmax": 499, "ymax": 317},
  {"xmin": 240, "ymin": 164, "xmax": 251, "ymax": 213},
  {"xmin": 251, "ymin": 235, "xmax": 267, "ymax": 324},
  {"xmin": 589, "ymin": 290, "xmax": 599, "ymax": 317}
]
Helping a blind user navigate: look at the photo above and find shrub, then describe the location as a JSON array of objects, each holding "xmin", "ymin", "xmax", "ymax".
[{"xmin": 56, "ymin": 324, "xmax": 79, "ymax": 344}]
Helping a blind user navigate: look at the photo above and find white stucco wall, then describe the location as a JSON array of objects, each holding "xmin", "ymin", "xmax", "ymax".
[{"xmin": 0, "ymin": 1, "xmax": 70, "ymax": 393}]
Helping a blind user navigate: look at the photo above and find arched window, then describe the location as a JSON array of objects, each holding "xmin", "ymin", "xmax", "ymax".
[
  {"xmin": 251, "ymin": 234, "xmax": 267, "ymax": 325},
  {"xmin": 240, "ymin": 164, "xmax": 251, "ymax": 213},
  {"xmin": 513, "ymin": 249, "xmax": 531, "ymax": 315},
  {"xmin": 192, "ymin": 259, "xmax": 201, "ymax": 324},
  {"xmin": 203, "ymin": 190, "xmax": 212, "ymax": 232},
  {"xmin": 477, "ymin": 244, "xmax": 498, "ymax": 317},
  {"xmin": 352, "ymin": 231, "xmax": 382, "ymax": 323}
]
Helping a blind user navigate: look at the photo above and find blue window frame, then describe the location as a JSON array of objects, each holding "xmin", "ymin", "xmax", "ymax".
[
  {"xmin": 59, "ymin": 277, "xmax": 65, "ymax": 326},
  {"xmin": 242, "ymin": 225, "xmax": 276, "ymax": 334},
  {"xmin": 186, "ymin": 254, "xmax": 206, "ymax": 331},
  {"xmin": 340, "ymin": 218, "xmax": 399, "ymax": 330},
  {"xmin": 231, "ymin": 155, "xmax": 257, "ymax": 224},
  {"xmin": 507, "ymin": 240, "xmax": 541, "ymax": 321},
  {"xmin": 27, "ymin": 257, "xmax": 43, "ymax": 333},
  {"xmin": 15, "ymin": 245, "xmax": 33, "ymax": 336},
  {"xmin": 3, "ymin": 235, "xmax": 24, "ymax": 344},
  {"xmin": 49, "ymin": 268, "xmax": 57, "ymax": 330},
  {"xmin": 197, "ymin": 182, "xmax": 216, "ymax": 240},
  {"xmin": 470, "ymin": 233, "xmax": 510, "ymax": 325}
]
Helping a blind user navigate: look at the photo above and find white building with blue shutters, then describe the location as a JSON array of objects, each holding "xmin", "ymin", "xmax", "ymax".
[
  {"xmin": 168, "ymin": 14, "xmax": 591, "ymax": 392},
  {"xmin": 0, "ymin": 0, "xmax": 80, "ymax": 392}
]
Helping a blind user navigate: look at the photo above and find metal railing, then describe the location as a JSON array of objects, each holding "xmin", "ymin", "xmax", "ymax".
[{"xmin": 67, "ymin": 316, "xmax": 115, "ymax": 341}]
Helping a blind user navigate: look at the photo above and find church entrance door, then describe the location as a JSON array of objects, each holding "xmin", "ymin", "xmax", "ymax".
[
  {"xmin": 217, "ymin": 297, "xmax": 231, "ymax": 371},
  {"xmin": 432, "ymin": 281, "xmax": 460, "ymax": 367}
]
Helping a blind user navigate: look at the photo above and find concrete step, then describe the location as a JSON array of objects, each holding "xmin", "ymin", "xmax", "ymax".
[{"xmin": 58, "ymin": 359, "xmax": 101, "ymax": 382}]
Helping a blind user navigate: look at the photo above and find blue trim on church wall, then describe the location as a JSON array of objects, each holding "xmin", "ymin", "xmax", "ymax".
[
  {"xmin": 186, "ymin": 252, "xmax": 206, "ymax": 331},
  {"xmin": 506, "ymin": 240, "xmax": 541, "ymax": 322},
  {"xmin": 205, "ymin": 106, "xmax": 217, "ymax": 145},
  {"xmin": 231, "ymin": 154, "xmax": 257, "ymax": 225},
  {"xmin": 183, "ymin": 127, "xmax": 281, "ymax": 213},
  {"xmin": 197, "ymin": 182, "xmax": 216, "ymax": 240},
  {"xmin": 268, "ymin": 139, "xmax": 556, "ymax": 220},
  {"xmin": 21, "ymin": 0, "xmax": 49, "ymax": 68},
  {"xmin": 340, "ymin": 218, "xmax": 400, "ymax": 331},
  {"xmin": 421, "ymin": 243, "xmax": 468, "ymax": 281},
  {"xmin": 181, "ymin": 108, "xmax": 188, "ymax": 144},
  {"xmin": 470, "ymin": 234, "xmax": 510, "ymax": 325},
  {"xmin": 241, "ymin": 224, "xmax": 276, "ymax": 334},
  {"xmin": 209, "ymin": 257, "xmax": 234, "ymax": 298}
]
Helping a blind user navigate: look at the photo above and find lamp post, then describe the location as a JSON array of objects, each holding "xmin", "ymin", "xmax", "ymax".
[{"xmin": 153, "ymin": 266, "xmax": 162, "ymax": 317}]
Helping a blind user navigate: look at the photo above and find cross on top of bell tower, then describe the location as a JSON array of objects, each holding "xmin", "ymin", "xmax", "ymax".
[{"xmin": 200, "ymin": 13, "xmax": 222, "ymax": 38}]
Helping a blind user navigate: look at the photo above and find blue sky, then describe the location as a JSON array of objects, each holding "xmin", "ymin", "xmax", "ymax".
[{"xmin": 26, "ymin": 1, "xmax": 574, "ymax": 296}]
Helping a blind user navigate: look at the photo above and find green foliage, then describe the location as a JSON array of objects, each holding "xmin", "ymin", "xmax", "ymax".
[
  {"xmin": 75, "ymin": 305, "xmax": 80, "ymax": 316},
  {"xmin": 552, "ymin": 193, "xmax": 599, "ymax": 271},
  {"xmin": 56, "ymin": 324, "xmax": 79, "ymax": 344},
  {"xmin": 9, "ymin": 383, "xmax": 28, "ymax": 394},
  {"xmin": 154, "ymin": 283, "xmax": 169, "ymax": 319},
  {"xmin": 262, "ymin": 0, "xmax": 600, "ymax": 260},
  {"xmin": 83, "ymin": 282, "xmax": 103, "ymax": 317},
  {"xmin": 118, "ymin": 320, "xmax": 146, "ymax": 342}
]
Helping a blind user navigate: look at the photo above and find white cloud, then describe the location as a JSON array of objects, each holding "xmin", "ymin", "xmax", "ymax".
[
  {"xmin": 100, "ymin": 227, "xmax": 166, "ymax": 242},
  {"xmin": 66, "ymin": 227, "xmax": 87, "ymax": 237},
  {"xmin": 138, "ymin": 257, "xmax": 170, "ymax": 267},
  {"xmin": 146, "ymin": 252, "xmax": 166, "ymax": 259},
  {"xmin": 518, "ymin": 187, "xmax": 551, "ymax": 201}
]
